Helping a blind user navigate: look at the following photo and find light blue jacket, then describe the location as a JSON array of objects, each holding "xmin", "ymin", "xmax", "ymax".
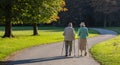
[{"xmin": 78, "ymin": 27, "xmax": 89, "ymax": 38}]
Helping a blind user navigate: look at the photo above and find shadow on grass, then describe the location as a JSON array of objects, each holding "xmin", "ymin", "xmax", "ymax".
[
  {"xmin": 0, "ymin": 27, "xmax": 99, "ymax": 38},
  {"xmin": 0, "ymin": 26, "xmax": 64, "ymax": 32},
  {"xmin": 0, "ymin": 36, "xmax": 3, "ymax": 38},
  {"xmin": 1, "ymin": 56, "xmax": 74, "ymax": 65},
  {"xmin": 0, "ymin": 26, "xmax": 100, "ymax": 33},
  {"xmin": 0, "ymin": 61, "xmax": 9, "ymax": 65}
]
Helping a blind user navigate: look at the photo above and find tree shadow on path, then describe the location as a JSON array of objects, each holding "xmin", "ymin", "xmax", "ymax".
[{"xmin": 0, "ymin": 56, "xmax": 74, "ymax": 65}]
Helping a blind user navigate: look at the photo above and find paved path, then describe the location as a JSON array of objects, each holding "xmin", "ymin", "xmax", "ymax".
[{"xmin": 7, "ymin": 28, "xmax": 117, "ymax": 65}]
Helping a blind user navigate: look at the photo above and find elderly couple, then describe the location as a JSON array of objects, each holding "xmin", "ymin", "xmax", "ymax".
[{"xmin": 63, "ymin": 22, "xmax": 89, "ymax": 57}]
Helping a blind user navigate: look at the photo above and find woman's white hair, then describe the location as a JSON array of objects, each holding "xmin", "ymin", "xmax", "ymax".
[{"xmin": 80, "ymin": 22, "xmax": 85, "ymax": 27}]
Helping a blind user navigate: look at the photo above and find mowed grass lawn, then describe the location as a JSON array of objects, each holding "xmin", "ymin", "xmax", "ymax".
[
  {"xmin": 90, "ymin": 27, "xmax": 120, "ymax": 65},
  {"xmin": 0, "ymin": 26, "xmax": 98, "ymax": 61}
]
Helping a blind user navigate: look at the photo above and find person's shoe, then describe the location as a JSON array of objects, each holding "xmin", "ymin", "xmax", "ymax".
[
  {"xmin": 69, "ymin": 53, "xmax": 71, "ymax": 56},
  {"xmin": 80, "ymin": 54, "xmax": 82, "ymax": 56},
  {"xmin": 84, "ymin": 52, "xmax": 87, "ymax": 56},
  {"xmin": 65, "ymin": 54, "xmax": 68, "ymax": 57}
]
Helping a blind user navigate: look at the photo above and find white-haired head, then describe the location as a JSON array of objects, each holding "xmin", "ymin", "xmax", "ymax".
[
  {"xmin": 68, "ymin": 22, "xmax": 73, "ymax": 27},
  {"xmin": 80, "ymin": 22, "xmax": 85, "ymax": 27}
]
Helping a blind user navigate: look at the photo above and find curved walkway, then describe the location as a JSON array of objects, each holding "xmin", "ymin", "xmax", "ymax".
[{"xmin": 7, "ymin": 28, "xmax": 117, "ymax": 65}]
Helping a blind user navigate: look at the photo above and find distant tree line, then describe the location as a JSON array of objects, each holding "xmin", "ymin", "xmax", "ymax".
[{"xmin": 57, "ymin": 0, "xmax": 120, "ymax": 27}]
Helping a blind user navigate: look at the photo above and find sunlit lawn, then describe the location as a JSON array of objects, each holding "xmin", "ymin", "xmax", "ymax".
[
  {"xmin": 0, "ymin": 26, "xmax": 98, "ymax": 61},
  {"xmin": 90, "ymin": 27, "xmax": 120, "ymax": 65}
]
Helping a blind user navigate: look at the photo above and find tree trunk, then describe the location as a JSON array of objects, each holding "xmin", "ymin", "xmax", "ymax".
[
  {"xmin": 108, "ymin": 14, "xmax": 112, "ymax": 27},
  {"xmin": 104, "ymin": 14, "xmax": 107, "ymax": 27},
  {"xmin": 2, "ymin": 20, "xmax": 13, "ymax": 38},
  {"xmin": 2, "ymin": 1, "xmax": 14, "ymax": 38},
  {"xmin": 108, "ymin": 20, "xmax": 112, "ymax": 27},
  {"xmin": 33, "ymin": 23, "xmax": 38, "ymax": 35}
]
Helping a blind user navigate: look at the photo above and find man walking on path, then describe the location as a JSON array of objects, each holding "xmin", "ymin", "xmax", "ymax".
[{"xmin": 63, "ymin": 22, "xmax": 75, "ymax": 56}]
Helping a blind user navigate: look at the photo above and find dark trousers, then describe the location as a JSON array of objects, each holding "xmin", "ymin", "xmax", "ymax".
[{"xmin": 65, "ymin": 41, "xmax": 72, "ymax": 55}]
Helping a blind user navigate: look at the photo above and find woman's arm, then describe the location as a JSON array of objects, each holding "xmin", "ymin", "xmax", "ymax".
[{"xmin": 78, "ymin": 28, "xmax": 81, "ymax": 36}]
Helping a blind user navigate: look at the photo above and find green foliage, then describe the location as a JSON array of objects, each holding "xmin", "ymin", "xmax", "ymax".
[
  {"xmin": 0, "ymin": 0, "xmax": 65, "ymax": 24},
  {"xmin": 0, "ymin": 26, "xmax": 98, "ymax": 60},
  {"xmin": 90, "ymin": 0, "xmax": 120, "ymax": 13},
  {"xmin": 90, "ymin": 27, "xmax": 120, "ymax": 65}
]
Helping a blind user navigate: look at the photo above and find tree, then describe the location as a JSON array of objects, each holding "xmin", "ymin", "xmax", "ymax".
[
  {"xmin": 0, "ymin": 0, "xmax": 65, "ymax": 37},
  {"xmin": 0, "ymin": 0, "xmax": 16, "ymax": 37},
  {"xmin": 28, "ymin": 0, "xmax": 65, "ymax": 35},
  {"xmin": 89, "ymin": 0, "xmax": 120, "ymax": 27},
  {"xmin": 58, "ymin": 0, "xmax": 94, "ymax": 27}
]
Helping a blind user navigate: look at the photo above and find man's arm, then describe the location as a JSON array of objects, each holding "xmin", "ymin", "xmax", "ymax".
[{"xmin": 63, "ymin": 28, "xmax": 66, "ymax": 36}]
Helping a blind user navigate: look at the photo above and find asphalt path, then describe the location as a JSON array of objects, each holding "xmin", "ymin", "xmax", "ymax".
[{"xmin": 7, "ymin": 28, "xmax": 117, "ymax": 65}]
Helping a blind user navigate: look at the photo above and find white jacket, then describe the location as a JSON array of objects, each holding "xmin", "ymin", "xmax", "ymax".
[{"xmin": 63, "ymin": 27, "xmax": 75, "ymax": 41}]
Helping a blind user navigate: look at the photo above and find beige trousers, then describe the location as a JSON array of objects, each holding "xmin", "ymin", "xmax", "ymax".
[{"xmin": 78, "ymin": 38, "xmax": 87, "ymax": 50}]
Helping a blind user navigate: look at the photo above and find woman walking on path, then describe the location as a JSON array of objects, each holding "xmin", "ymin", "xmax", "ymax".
[{"xmin": 78, "ymin": 22, "xmax": 89, "ymax": 56}]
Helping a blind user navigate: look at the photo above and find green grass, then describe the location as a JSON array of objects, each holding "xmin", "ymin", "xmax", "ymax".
[
  {"xmin": 90, "ymin": 27, "xmax": 120, "ymax": 65},
  {"xmin": 0, "ymin": 26, "xmax": 98, "ymax": 61}
]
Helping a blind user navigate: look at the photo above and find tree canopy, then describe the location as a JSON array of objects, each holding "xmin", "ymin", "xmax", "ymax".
[
  {"xmin": 0, "ymin": 0, "xmax": 65, "ymax": 24},
  {"xmin": 0, "ymin": 0, "xmax": 65, "ymax": 37},
  {"xmin": 58, "ymin": 0, "xmax": 120, "ymax": 27}
]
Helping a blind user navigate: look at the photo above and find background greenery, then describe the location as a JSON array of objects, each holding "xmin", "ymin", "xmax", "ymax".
[
  {"xmin": 58, "ymin": 0, "xmax": 120, "ymax": 27},
  {"xmin": 0, "ymin": 26, "xmax": 98, "ymax": 61},
  {"xmin": 90, "ymin": 27, "xmax": 120, "ymax": 65}
]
